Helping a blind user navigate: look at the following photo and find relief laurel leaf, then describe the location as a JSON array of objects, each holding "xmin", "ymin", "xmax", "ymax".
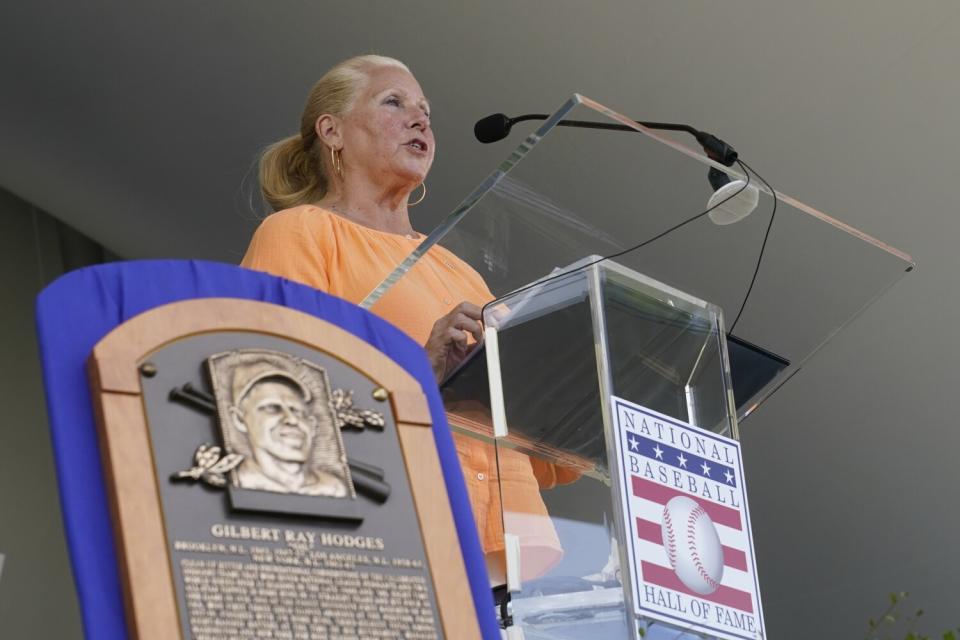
[
  {"xmin": 207, "ymin": 453, "xmax": 244, "ymax": 475},
  {"xmin": 332, "ymin": 388, "xmax": 386, "ymax": 431},
  {"xmin": 339, "ymin": 412, "xmax": 367, "ymax": 428},
  {"xmin": 194, "ymin": 444, "xmax": 222, "ymax": 470},
  {"xmin": 171, "ymin": 444, "xmax": 244, "ymax": 489},
  {"xmin": 173, "ymin": 467, "xmax": 204, "ymax": 480},
  {"xmin": 331, "ymin": 389, "xmax": 353, "ymax": 411},
  {"xmin": 200, "ymin": 472, "xmax": 227, "ymax": 488},
  {"xmin": 357, "ymin": 410, "xmax": 385, "ymax": 428}
]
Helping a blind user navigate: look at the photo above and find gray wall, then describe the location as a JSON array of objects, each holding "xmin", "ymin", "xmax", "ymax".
[
  {"xmin": 0, "ymin": 189, "xmax": 93, "ymax": 638},
  {"xmin": 1, "ymin": 3, "xmax": 958, "ymax": 635}
]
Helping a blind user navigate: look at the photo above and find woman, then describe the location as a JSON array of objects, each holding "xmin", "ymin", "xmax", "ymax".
[{"xmin": 242, "ymin": 55, "xmax": 572, "ymax": 581}]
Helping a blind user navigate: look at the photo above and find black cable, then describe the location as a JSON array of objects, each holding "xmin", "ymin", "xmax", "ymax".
[
  {"xmin": 480, "ymin": 160, "xmax": 754, "ymax": 320},
  {"xmin": 726, "ymin": 160, "xmax": 777, "ymax": 336}
]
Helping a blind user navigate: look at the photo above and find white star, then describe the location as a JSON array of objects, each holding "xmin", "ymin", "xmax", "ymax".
[
  {"xmin": 629, "ymin": 436, "xmax": 640, "ymax": 452},
  {"xmin": 701, "ymin": 461, "xmax": 712, "ymax": 477},
  {"xmin": 677, "ymin": 453, "xmax": 688, "ymax": 468},
  {"xmin": 724, "ymin": 470, "xmax": 735, "ymax": 484},
  {"xmin": 653, "ymin": 445, "xmax": 664, "ymax": 460}
]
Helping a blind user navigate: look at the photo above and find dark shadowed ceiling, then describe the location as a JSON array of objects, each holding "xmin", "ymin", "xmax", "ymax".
[{"xmin": 2, "ymin": 1, "xmax": 959, "ymax": 636}]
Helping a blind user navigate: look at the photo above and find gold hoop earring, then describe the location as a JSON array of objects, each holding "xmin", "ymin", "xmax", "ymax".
[
  {"xmin": 408, "ymin": 182, "xmax": 426, "ymax": 207},
  {"xmin": 330, "ymin": 147, "xmax": 344, "ymax": 179}
]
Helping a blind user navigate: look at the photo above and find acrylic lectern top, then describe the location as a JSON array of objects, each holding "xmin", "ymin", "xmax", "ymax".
[{"xmin": 364, "ymin": 94, "xmax": 912, "ymax": 420}]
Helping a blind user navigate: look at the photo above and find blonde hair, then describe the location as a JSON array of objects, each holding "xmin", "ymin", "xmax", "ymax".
[{"xmin": 259, "ymin": 55, "xmax": 410, "ymax": 211}]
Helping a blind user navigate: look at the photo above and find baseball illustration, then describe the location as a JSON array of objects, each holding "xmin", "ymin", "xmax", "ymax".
[{"xmin": 661, "ymin": 495, "xmax": 725, "ymax": 595}]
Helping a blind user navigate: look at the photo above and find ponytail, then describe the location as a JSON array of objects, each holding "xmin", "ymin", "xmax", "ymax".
[{"xmin": 259, "ymin": 134, "xmax": 326, "ymax": 212}]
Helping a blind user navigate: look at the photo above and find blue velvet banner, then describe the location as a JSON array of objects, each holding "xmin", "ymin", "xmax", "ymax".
[{"xmin": 35, "ymin": 259, "xmax": 497, "ymax": 639}]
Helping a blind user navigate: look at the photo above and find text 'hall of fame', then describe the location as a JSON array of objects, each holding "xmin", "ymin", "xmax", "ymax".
[{"xmin": 612, "ymin": 397, "xmax": 765, "ymax": 640}]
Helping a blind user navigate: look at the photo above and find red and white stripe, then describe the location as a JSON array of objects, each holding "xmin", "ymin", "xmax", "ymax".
[{"xmin": 631, "ymin": 475, "xmax": 754, "ymax": 613}]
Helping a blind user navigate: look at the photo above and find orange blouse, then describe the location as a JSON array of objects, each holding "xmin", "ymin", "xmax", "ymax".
[{"xmin": 241, "ymin": 205, "xmax": 564, "ymax": 577}]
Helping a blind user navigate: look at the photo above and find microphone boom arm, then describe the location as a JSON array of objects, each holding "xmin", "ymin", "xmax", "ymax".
[
  {"xmin": 483, "ymin": 113, "xmax": 738, "ymax": 166},
  {"xmin": 510, "ymin": 113, "xmax": 698, "ymax": 136}
]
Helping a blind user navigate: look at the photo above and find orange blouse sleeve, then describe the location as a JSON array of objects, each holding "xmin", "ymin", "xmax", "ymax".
[
  {"xmin": 240, "ymin": 209, "xmax": 330, "ymax": 291},
  {"xmin": 529, "ymin": 457, "xmax": 583, "ymax": 489}
]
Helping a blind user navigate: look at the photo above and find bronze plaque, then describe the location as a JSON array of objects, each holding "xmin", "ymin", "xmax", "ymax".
[{"xmin": 88, "ymin": 299, "xmax": 479, "ymax": 640}]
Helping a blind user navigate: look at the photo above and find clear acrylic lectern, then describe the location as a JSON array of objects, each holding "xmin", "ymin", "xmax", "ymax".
[
  {"xmin": 442, "ymin": 256, "xmax": 738, "ymax": 638},
  {"xmin": 362, "ymin": 94, "xmax": 913, "ymax": 639}
]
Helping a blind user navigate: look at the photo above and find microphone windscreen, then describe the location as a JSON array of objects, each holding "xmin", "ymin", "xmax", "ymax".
[
  {"xmin": 707, "ymin": 180, "xmax": 759, "ymax": 226},
  {"xmin": 474, "ymin": 113, "xmax": 512, "ymax": 143}
]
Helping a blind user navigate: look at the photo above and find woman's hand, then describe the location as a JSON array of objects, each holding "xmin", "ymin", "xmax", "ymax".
[{"xmin": 425, "ymin": 301, "xmax": 484, "ymax": 382}]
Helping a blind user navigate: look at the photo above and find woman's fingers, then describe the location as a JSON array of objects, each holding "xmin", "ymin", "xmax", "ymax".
[
  {"xmin": 448, "ymin": 313, "xmax": 483, "ymax": 342},
  {"xmin": 454, "ymin": 301, "xmax": 483, "ymax": 318},
  {"xmin": 446, "ymin": 325, "xmax": 469, "ymax": 346},
  {"xmin": 435, "ymin": 302, "xmax": 483, "ymax": 342},
  {"xmin": 424, "ymin": 301, "xmax": 487, "ymax": 382}
]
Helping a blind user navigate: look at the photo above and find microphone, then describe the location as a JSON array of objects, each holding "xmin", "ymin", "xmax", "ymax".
[
  {"xmin": 474, "ymin": 113, "xmax": 513, "ymax": 144},
  {"xmin": 475, "ymin": 110, "xmax": 755, "ymax": 224},
  {"xmin": 474, "ymin": 112, "xmax": 738, "ymax": 166},
  {"xmin": 707, "ymin": 176, "xmax": 760, "ymax": 226}
]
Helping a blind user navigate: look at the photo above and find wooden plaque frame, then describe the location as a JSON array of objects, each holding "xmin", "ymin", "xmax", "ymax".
[{"xmin": 87, "ymin": 298, "xmax": 481, "ymax": 640}]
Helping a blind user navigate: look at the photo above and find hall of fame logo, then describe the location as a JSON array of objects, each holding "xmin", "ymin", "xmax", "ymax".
[{"xmin": 611, "ymin": 396, "xmax": 764, "ymax": 640}]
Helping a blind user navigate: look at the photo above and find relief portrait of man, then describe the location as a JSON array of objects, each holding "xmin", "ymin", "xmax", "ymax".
[{"xmin": 207, "ymin": 350, "xmax": 355, "ymax": 498}]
